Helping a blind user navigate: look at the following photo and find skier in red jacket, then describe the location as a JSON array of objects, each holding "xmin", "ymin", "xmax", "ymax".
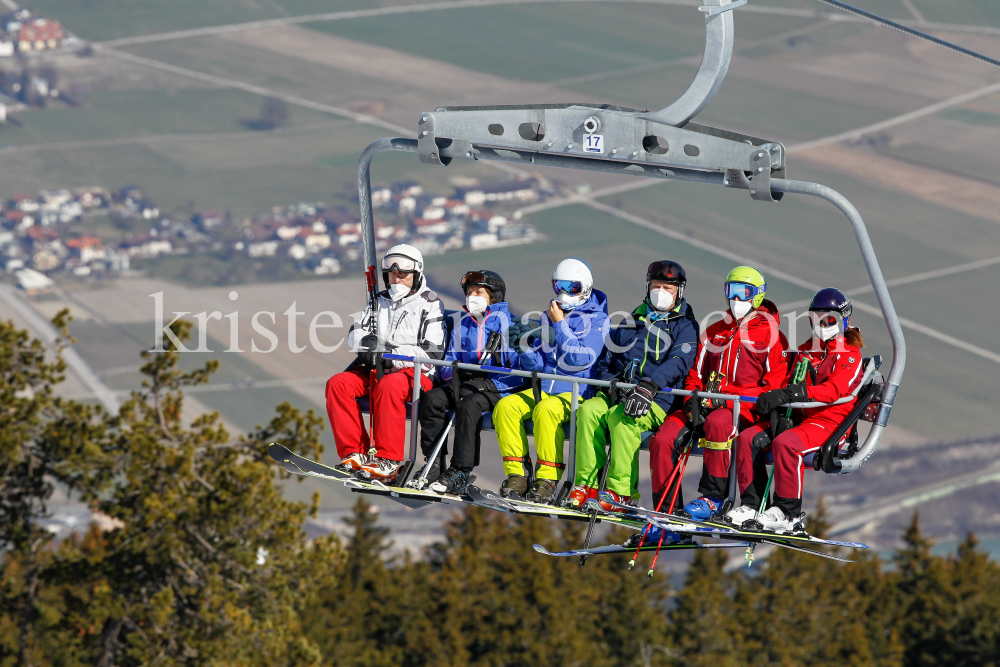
[
  {"xmin": 648, "ymin": 266, "xmax": 788, "ymax": 520},
  {"xmin": 724, "ymin": 287, "xmax": 866, "ymax": 531}
]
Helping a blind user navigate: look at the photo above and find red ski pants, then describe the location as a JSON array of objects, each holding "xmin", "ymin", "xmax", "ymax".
[
  {"xmin": 649, "ymin": 407, "xmax": 751, "ymax": 497},
  {"xmin": 735, "ymin": 420, "xmax": 830, "ymax": 500},
  {"xmin": 325, "ymin": 367, "xmax": 432, "ymax": 462}
]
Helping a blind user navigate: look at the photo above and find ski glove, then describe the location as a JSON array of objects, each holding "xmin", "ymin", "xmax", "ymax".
[
  {"xmin": 756, "ymin": 383, "xmax": 808, "ymax": 414},
  {"xmin": 623, "ymin": 378, "xmax": 659, "ymax": 418},
  {"xmin": 461, "ymin": 377, "xmax": 498, "ymax": 395},
  {"xmin": 684, "ymin": 395, "xmax": 705, "ymax": 426},
  {"xmin": 506, "ymin": 321, "xmax": 532, "ymax": 350}
]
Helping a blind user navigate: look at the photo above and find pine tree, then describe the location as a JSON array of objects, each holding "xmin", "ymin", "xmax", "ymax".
[
  {"xmin": 307, "ymin": 496, "xmax": 414, "ymax": 667},
  {"xmin": 892, "ymin": 513, "xmax": 954, "ymax": 667},
  {"xmin": 670, "ymin": 548, "xmax": 741, "ymax": 667},
  {"xmin": 576, "ymin": 525, "xmax": 672, "ymax": 667},
  {"xmin": 3, "ymin": 317, "xmax": 338, "ymax": 665}
]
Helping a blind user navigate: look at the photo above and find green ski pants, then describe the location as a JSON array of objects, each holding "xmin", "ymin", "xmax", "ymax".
[{"xmin": 574, "ymin": 392, "xmax": 667, "ymax": 497}]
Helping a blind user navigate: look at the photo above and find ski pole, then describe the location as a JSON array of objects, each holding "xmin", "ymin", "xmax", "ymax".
[
  {"xmin": 628, "ymin": 439, "xmax": 688, "ymax": 568},
  {"xmin": 629, "ymin": 393, "xmax": 699, "ymax": 570},
  {"xmin": 648, "ymin": 443, "xmax": 694, "ymax": 579}
]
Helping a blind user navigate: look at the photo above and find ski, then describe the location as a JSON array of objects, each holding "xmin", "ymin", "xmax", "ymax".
[
  {"xmin": 491, "ymin": 495, "xmax": 645, "ymax": 529},
  {"xmin": 532, "ymin": 541, "xmax": 749, "ymax": 558},
  {"xmin": 596, "ymin": 491, "xmax": 868, "ymax": 550},
  {"xmin": 343, "ymin": 476, "xmax": 514, "ymax": 513},
  {"xmin": 268, "ymin": 443, "xmax": 351, "ymax": 479}
]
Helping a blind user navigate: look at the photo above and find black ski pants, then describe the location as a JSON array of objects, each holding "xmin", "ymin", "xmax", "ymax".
[{"xmin": 419, "ymin": 384, "xmax": 501, "ymax": 470}]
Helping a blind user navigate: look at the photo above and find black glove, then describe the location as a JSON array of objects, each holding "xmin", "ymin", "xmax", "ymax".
[
  {"xmin": 623, "ymin": 378, "xmax": 658, "ymax": 419},
  {"xmin": 756, "ymin": 384, "xmax": 807, "ymax": 415},
  {"xmin": 685, "ymin": 395, "xmax": 705, "ymax": 427},
  {"xmin": 461, "ymin": 377, "xmax": 497, "ymax": 395},
  {"xmin": 755, "ymin": 388, "xmax": 786, "ymax": 415},
  {"xmin": 525, "ymin": 319, "xmax": 556, "ymax": 348},
  {"xmin": 507, "ymin": 322, "xmax": 530, "ymax": 350},
  {"xmin": 354, "ymin": 334, "xmax": 378, "ymax": 369}
]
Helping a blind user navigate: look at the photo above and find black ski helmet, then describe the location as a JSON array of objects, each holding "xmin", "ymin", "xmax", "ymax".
[
  {"xmin": 645, "ymin": 260, "xmax": 686, "ymax": 303},
  {"xmin": 809, "ymin": 287, "xmax": 852, "ymax": 329},
  {"xmin": 460, "ymin": 270, "xmax": 506, "ymax": 303}
]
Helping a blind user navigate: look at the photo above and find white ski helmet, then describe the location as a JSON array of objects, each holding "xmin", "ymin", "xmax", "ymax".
[
  {"xmin": 382, "ymin": 244, "xmax": 424, "ymax": 297},
  {"xmin": 551, "ymin": 258, "xmax": 594, "ymax": 311}
]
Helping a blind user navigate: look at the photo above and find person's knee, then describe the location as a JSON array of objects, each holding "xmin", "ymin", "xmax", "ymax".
[
  {"xmin": 703, "ymin": 409, "xmax": 734, "ymax": 442},
  {"xmin": 372, "ymin": 372, "xmax": 406, "ymax": 400},
  {"xmin": 772, "ymin": 431, "xmax": 801, "ymax": 457},
  {"xmin": 493, "ymin": 395, "xmax": 520, "ymax": 421},
  {"xmin": 533, "ymin": 397, "xmax": 567, "ymax": 425}
]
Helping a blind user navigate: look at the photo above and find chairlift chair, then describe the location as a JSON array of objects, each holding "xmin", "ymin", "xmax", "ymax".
[{"xmin": 353, "ymin": 0, "xmax": 906, "ymax": 487}]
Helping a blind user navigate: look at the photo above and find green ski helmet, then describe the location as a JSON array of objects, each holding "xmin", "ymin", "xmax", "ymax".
[{"xmin": 724, "ymin": 266, "xmax": 767, "ymax": 309}]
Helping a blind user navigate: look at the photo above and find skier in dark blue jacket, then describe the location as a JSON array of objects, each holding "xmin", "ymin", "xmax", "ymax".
[
  {"xmin": 567, "ymin": 260, "xmax": 699, "ymax": 509},
  {"xmin": 418, "ymin": 270, "xmax": 530, "ymax": 495}
]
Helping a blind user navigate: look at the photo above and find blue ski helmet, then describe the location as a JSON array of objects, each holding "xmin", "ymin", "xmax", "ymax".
[{"xmin": 809, "ymin": 287, "xmax": 852, "ymax": 330}]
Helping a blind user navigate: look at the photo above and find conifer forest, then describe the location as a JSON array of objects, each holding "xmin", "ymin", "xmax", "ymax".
[{"xmin": 0, "ymin": 315, "xmax": 996, "ymax": 666}]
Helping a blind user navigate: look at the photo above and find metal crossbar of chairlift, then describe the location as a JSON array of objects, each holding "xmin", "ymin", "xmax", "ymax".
[
  {"xmin": 383, "ymin": 353, "xmax": 879, "ymax": 497},
  {"xmin": 357, "ymin": 0, "xmax": 905, "ymax": 478}
]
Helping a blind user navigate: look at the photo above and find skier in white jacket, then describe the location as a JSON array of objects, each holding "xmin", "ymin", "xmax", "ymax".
[{"xmin": 326, "ymin": 244, "xmax": 446, "ymax": 482}]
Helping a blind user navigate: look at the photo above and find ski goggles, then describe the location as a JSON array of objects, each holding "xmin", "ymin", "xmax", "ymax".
[
  {"xmin": 646, "ymin": 260, "xmax": 684, "ymax": 283},
  {"xmin": 724, "ymin": 281, "xmax": 766, "ymax": 301},
  {"xmin": 382, "ymin": 254, "xmax": 418, "ymax": 272},
  {"xmin": 460, "ymin": 271, "xmax": 496, "ymax": 291},
  {"xmin": 552, "ymin": 279, "xmax": 584, "ymax": 296},
  {"xmin": 811, "ymin": 312, "xmax": 840, "ymax": 328}
]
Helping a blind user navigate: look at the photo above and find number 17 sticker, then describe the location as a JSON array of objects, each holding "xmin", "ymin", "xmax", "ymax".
[{"xmin": 584, "ymin": 134, "xmax": 604, "ymax": 154}]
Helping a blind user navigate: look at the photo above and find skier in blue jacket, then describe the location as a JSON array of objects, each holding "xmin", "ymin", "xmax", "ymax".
[
  {"xmin": 418, "ymin": 270, "xmax": 529, "ymax": 495},
  {"xmin": 493, "ymin": 258, "xmax": 610, "ymax": 503},
  {"xmin": 568, "ymin": 260, "xmax": 699, "ymax": 509}
]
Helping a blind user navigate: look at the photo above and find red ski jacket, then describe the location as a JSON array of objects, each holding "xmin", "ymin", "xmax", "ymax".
[
  {"xmin": 789, "ymin": 335, "xmax": 864, "ymax": 429},
  {"xmin": 684, "ymin": 300, "xmax": 789, "ymax": 420}
]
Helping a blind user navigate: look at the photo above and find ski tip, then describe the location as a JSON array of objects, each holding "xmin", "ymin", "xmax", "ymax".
[
  {"xmin": 532, "ymin": 544, "xmax": 549, "ymax": 555},
  {"xmin": 266, "ymin": 442, "xmax": 292, "ymax": 462}
]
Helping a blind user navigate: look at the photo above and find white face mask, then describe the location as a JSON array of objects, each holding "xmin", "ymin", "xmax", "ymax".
[
  {"xmin": 730, "ymin": 299, "xmax": 753, "ymax": 320},
  {"xmin": 388, "ymin": 282, "xmax": 410, "ymax": 300},
  {"xmin": 556, "ymin": 291, "xmax": 586, "ymax": 311},
  {"xmin": 649, "ymin": 288, "xmax": 675, "ymax": 312},
  {"xmin": 466, "ymin": 295, "xmax": 488, "ymax": 316},
  {"xmin": 814, "ymin": 323, "xmax": 839, "ymax": 342}
]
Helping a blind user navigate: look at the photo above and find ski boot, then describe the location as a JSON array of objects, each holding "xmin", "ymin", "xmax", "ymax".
[
  {"xmin": 429, "ymin": 466, "xmax": 475, "ymax": 496},
  {"xmin": 567, "ymin": 484, "xmax": 597, "ymax": 509},
  {"xmin": 405, "ymin": 456, "xmax": 443, "ymax": 490},
  {"xmin": 755, "ymin": 507, "xmax": 807, "ymax": 533},
  {"xmin": 499, "ymin": 474, "xmax": 529, "ymax": 501},
  {"xmin": 526, "ymin": 478, "xmax": 557, "ymax": 504},
  {"xmin": 675, "ymin": 496, "xmax": 722, "ymax": 521},
  {"xmin": 723, "ymin": 504, "xmax": 759, "ymax": 529},
  {"xmin": 355, "ymin": 457, "xmax": 402, "ymax": 484},
  {"xmin": 623, "ymin": 523, "xmax": 682, "ymax": 549},
  {"xmin": 598, "ymin": 489, "xmax": 633, "ymax": 513},
  {"xmin": 334, "ymin": 452, "xmax": 368, "ymax": 474}
]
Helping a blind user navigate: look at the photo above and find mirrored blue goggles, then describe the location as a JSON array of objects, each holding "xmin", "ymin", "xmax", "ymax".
[
  {"xmin": 724, "ymin": 281, "xmax": 765, "ymax": 301},
  {"xmin": 552, "ymin": 279, "xmax": 584, "ymax": 296}
]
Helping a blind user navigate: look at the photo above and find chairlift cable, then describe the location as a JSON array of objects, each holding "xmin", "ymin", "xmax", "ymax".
[{"xmin": 814, "ymin": 0, "xmax": 1000, "ymax": 70}]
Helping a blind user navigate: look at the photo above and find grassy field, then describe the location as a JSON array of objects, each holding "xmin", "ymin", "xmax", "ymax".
[{"xmin": 18, "ymin": 0, "xmax": 411, "ymax": 41}]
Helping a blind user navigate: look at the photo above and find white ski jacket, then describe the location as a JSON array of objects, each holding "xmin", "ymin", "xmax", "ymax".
[{"xmin": 348, "ymin": 278, "xmax": 446, "ymax": 378}]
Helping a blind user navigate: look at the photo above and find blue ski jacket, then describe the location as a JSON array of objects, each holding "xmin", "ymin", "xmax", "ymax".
[
  {"xmin": 521, "ymin": 290, "xmax": 610, "ymax": 398},
  {"xmin": 595, "ymin": 299, "xmax": 700, "ymax": 413},
  {"xmin": 440, "ymin": 301, "xmax": 530, "ymax": 395}
]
